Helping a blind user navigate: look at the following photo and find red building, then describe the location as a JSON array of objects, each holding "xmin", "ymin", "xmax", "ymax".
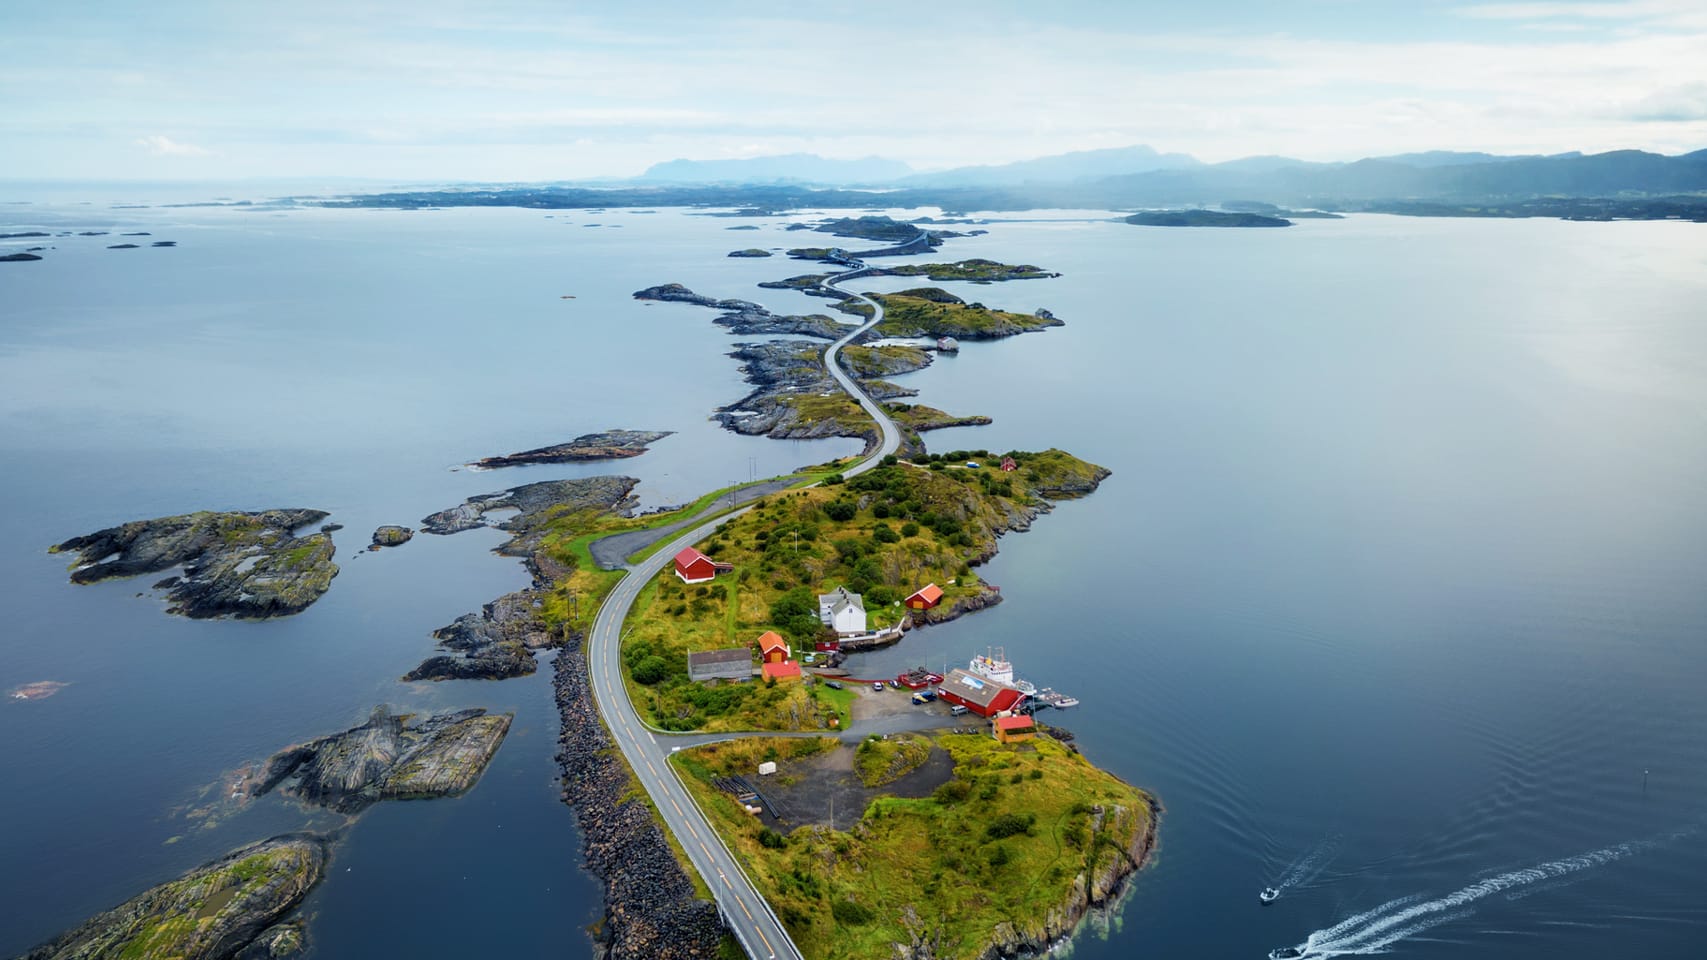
[
  {"xmin": 757, "ymin": 631, "xmax": 791, "ymax": 664},
  {"xmin": 905, "ymin": 583, "xmax": 944, "ymax": 611},
  {"xmin": 935, "ymin": 668, "xmax": 1027, "ymax": 718},
  {"xmin": 992, "ymin": 715, "xmax": 1036, "ymax": 743},
  {"xmin": 674, "ymin": 547, "xmax": 731, "ymax": 584},
  {"xmin": 762, "ymin": 660, "xmax": 802, "ymax": 681}
]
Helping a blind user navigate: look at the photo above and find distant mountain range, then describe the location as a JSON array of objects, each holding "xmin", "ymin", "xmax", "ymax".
[{"xmin": 624, "ymin": 144, "xmax": 1706, "ymax": 206}]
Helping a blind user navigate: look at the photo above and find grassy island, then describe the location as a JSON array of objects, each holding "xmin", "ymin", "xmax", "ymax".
[
  {"xmin": 1123, "ymin": 209, "xmax": 1292, "ymax": 227},
  {"xmin": 875, "ymin": 258, "xmax": 1058, "ymax": 282},
  {"xmin": 672, "ymin": 732, "xmax": 1155, "ymax": 960},
  {"xmin": 838, "ymin": 288, "xmax": 1063, "ymax": 339},
  {"xmin": 620, "ymin": 451, "xmax": 1108, "ymax": 732}
]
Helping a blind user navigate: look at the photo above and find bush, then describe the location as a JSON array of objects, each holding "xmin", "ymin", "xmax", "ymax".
[
  {"xmin": 985, "ymin": 812, "xmax": 1035, "ymax": 840},
  {"xmin": 825, "ymin": 501, "xmax": 857, "ymax": 521},
  {"xmin": 901, "ymin": 522, "xmax": 920, "ymax": 537},
  {"xmin": 872, "ymin": 524, "xmax": 899, "ymax": 544},
  {"xmin": 988, "ymin": 845, "xmax": 1011, "ymax": 867},
  {"xmin": 933, "ymin": 780, "xmax": 971, "ymax": 804},
  {"xmin": 831, "ymin": 899, "xmax": 874, "ymax": 926},
  {"xmin": 757, "ymin": 828, "xmax": 786, "ymax": 849},
  {"xmin": 633, "ymin": 656, "xmax": 669, "ymax": 685}
]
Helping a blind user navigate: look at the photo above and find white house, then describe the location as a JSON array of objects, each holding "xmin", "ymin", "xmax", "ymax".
[{"xmin": 817, "ymin": 586, "xmax": 867, "ymax": 636}]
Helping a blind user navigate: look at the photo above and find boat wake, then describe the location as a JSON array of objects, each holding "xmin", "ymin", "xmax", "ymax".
[
  {"xmin": 1274, "ymin": 833, "xmax": 1342, "ymax": 892},
  {"xmin": 1269, "ymin": 831, "xmax": 1690, "ymax": 958}
]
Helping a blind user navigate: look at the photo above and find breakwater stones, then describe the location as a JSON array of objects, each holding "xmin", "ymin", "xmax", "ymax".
[{"xmin": 553, "ymin": 650, "xmax": 724, "ymax": 959}]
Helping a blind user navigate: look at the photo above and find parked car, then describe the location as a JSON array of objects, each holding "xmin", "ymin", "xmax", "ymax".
[
  {"xmin": 824, "ymin": 680, "xmax": 843, "ymax": 690},
  {"xmin": 872, "ymin": 682, "xmax": 885, "ymax": 692},
  {"xmin": 949, "ymin": 704, "xmax": 969, "ymax": 716}
]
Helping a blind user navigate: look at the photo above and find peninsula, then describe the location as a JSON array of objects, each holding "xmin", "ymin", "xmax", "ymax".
[{"xmin": 471, "ymin": 428, "xmax": 673, "ymax": 469}]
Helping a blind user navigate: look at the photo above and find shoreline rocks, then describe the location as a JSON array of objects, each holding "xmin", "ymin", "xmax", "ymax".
[
  {"xmin": 420, "ymin": 477, "xmax": 638, "ymax": 539},
  {"xmin": 250, "ymin": 706, "xmax": 511, "ymax": 814},
  {"xmin": 553, "ymin": 649, "xmax": 724, "ymax": 959},
  {"xmin": 472, "ymin": 429, "xmax": 673, "ymax": 469},
  {"xmin": 716, "ymin": 341, "xmax": 879, "ymax": 451},
  {"xmin": 51, "ymin": 509, "xmax": 338, "ymax": 619},
  {"xmin": 21, "ymin": 835, "xmax": 327, "ymax": 960}
]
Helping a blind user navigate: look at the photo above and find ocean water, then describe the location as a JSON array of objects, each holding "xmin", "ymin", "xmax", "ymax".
[{"xmin": 4, "ymin": 197, "xmax": 1706, "ymax": 959}]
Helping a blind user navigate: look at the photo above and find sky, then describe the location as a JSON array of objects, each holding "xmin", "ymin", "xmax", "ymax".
[{"xmin": 3, "ymin": 0, "xmax": 1705, "ymax": 182}]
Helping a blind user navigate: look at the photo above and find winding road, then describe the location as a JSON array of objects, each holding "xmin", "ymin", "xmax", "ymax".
[{"xmin": 584, "ymin": 259, "xmax": 898, "ymax": 960}]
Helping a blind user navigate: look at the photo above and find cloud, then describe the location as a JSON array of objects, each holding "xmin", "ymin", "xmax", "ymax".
[
  {"xmin": 135, "ymin": 134, "xmax": 210, "ymax": 157},
  {"xmin": 1624, "ymin": 82, "xmax": 1707, "ymax": 120}
]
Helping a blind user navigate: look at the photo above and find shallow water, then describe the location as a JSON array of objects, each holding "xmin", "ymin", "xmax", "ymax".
[{"xmin": 4, "ymin": 199, "xmax": 1706, "ymax": 958}]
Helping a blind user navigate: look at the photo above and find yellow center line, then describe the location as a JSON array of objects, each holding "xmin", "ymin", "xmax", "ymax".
[{"xmin": 756, "ymin": 926, "xmax": 773, "ymax": 952}]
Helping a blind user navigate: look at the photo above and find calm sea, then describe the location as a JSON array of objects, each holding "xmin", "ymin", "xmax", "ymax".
[{"xmin": 3, "ymin": 195, "xmax": 1705, "ymax": 959}]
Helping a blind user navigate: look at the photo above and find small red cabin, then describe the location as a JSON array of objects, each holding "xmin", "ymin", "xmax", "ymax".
[
  {"xmin": 757, "ymin": 631, "xmax": 791, "ymax": 664},
  {"xmin": 1000, "ymin": 456, "xmax": 1018, "ymax": 472},
  {"xmin": 762, "ymin": 660, "xmax": 802, "ymax": 681},
  {"xmin": 905, "ymin": 583, "xmax": 944, "ymax": 611},
  {"xmin": 674, "ymin": 547, "xmax": 726, "ymax": 584},
  {"xmin": 992, "ymin": 714, "xmax": 1036, "ymax": 743}
]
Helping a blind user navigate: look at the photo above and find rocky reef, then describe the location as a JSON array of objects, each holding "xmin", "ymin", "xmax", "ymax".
[
  {"xmin": 1, "ymin": 252, "xmax": 43, "ymax": 262},
  {"xmin": 413, "ymin": 476, "xmax": 636, "ymax": 680},
  {"xmin": 727, "ymin": 248, "xmax": 772, "ymax": 257},
  {"xmin": 634, "ymin": 282, "xmax": 849, "ymax": 338},
  {"xmin": 553, "ymin": 649, "xmax": 724, "ymax": 959},
  {"xmin": 51, "ymin": 509, "xmax": 338, "ymax": 619},
  {"xmin": 420, "ymin": 477, "xmax": 637, "ymax": 538},
  {"xmin": 21, "ymin": 835, "xmax": 326, "ymax": 960},
  {"xmin": 870, "ymin": 258, "xmax": 1059, "ymax": 282},
  {"xmin": 472, "ymin": 429, "xmax": 673, "ymax": 469},
  {"xmin": 368, "ymin": 525, "xmax": 413, "ymax": 549},
  {"xmin": 248, "ymin": 706, "xmax": 511, "ymax": 814}
]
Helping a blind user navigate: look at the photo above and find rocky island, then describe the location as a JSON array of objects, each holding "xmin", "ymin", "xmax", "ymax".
[
  {"xmin": 246, "ymin": 706, "xmax": 512, "ymax": 814},
  {"xmin": 51, "ymin": 509, "xmax": 338, "ymax": 619},
  {"xmin": 727, "ymin": 247, "xmax": 772, "ymax": 257},
  {"xmin": 471, "ymin": 428, "xmax": 673, "ymax": 468},
  {"xmin": 369, "ymin": 525, "xmax": 413, "ymax": 549},
  {"xmin": 635, "ymin": 283, "xmax": 850, "ymax": 338},
  {"xmin": 1, "ymin": 252, "xmax": 44, "ymax": 262},
  {"xmin": 839, "ymin": 287, "xmax": 1065, "ymax": 339},
  {"xmin": 21, "ymin": 835, "xmax": 325, "ymax": 960}
]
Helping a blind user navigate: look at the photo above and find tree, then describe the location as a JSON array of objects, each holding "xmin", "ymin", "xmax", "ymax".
[{"xmin": 633, "ymin": 656, "xmax": 668, "ymax": 685}]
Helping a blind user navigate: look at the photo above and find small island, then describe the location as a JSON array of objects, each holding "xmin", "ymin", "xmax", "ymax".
[
  {"xmin": 1123, "ymin": 209, "xmax": 1293, "ymax": 227},
  {"xmin": 51, "ymin": 509, "xmax": 338, "ymax": 619},
  {"xmin": 1, "ymin": 252, "xmax": 44, "ymax": 262},
  {"xmin": 472, "ymin": 428, "xmax": 674, "ymax": 468},
  {"xmin": 20, "ymin": 835, "xmax": 325, "ymax": 960},
  {"xmin": 837, "ymin": 287, "xmax": 1064, "ymax": 339},
  {"xmin": 727, "ymin": 248, "xmax": 773, "ymax": 257},
  {"xmin": 246, "ymin": 706, "xmax": 511, "ymax": 813},
  {"xmin": 871, "ymin": 258, "xmax": 1059, "ymax": 282},
  {"xmin": 369, "ymin": 524, "xmax": 414, "ymax": 549}
]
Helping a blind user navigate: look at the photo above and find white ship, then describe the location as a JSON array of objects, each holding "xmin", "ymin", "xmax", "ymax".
[{"xmin": 968, "ymin": 648, "xmax": 1014, "ymax": 684}]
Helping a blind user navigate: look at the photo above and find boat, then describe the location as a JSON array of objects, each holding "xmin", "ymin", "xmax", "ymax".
[
  {"xmin": 895, "ymin": 666, "xmax": 935, "ymax": 690},
  {"xmin": 1268, "ymin": 949, "xmax": 1303, "ymax": 960},
  {"xmin": 968, "ymin": 648, "xmax": 1015, "ymax": 685},
  {"xmin": 1259, "ymin": 887, "xmax": 1279, "ymax": 905}
]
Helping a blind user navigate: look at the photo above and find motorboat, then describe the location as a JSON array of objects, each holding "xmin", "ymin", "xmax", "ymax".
[
  {"xmin": 1259, "ymin": 886, "xmax": 1280, "ymax": 905},
  {"xmin": 1268, "ymin": 948, "xmax": 1303, "ymax": 960}
]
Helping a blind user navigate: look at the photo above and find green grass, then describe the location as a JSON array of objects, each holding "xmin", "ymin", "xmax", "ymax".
[
  {"xmin": 854, "ymin": 733, "xmax": 931, "ymax": 787},
  {"xmin": 839, "ymin": 290, "xmax": 1061, "ymax": 339},
  {"xmin": 618, "ymin": 452, "xmax": 1107, "ymax": 731},
  {"xmin": 877, "ymin": 259, "xmax": 1056, "ymax": 282},
  {"xmin": 673, "ymin": 733, "xmax": 1153, "ymax": 960}
]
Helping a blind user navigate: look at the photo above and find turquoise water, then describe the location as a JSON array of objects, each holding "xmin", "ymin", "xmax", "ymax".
[{"xmin": 4, "ymin": 199, "xmax": 1706, "ymax": 958}]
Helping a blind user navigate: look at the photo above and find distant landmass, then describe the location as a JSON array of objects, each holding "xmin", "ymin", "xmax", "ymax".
[
  {"xmin": 638, "ymin": 153, "xmax": 912, "ymax": 183},
  {"xmin": 324, "ymin": 146, "xmax": 1707, "ymax": 222}
]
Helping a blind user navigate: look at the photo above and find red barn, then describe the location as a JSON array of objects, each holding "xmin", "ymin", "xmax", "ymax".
[
  {"xmin": 935, "ymin": 668, "xmax": 1027, "ymax": 718},
  {"xmin": 1000, "ymin": 457, "xmax": 1017, "ymax": 472},
  {"xmin": 905, "ymin": 583, "xmax": 944, "ymax": 611},
  {"xmin": 757, "ymin": 631, "xmax": 791, "ymax": 664},
  {"xmin": 674, "ymin": 547, "xmax": 729, "ymax": 584}
]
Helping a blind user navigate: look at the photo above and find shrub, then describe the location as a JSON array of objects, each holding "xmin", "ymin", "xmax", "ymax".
[
  {"xmin": 633, "ymin": 656, "xmax": 668, "ymax": 685},
  {"xmin": 825, "ymin": 501, "xmax": 857, "ymax": 521},
  {"xmin": 901, "ymin": 522, "xmax": 920, "ymax": 537},
  {"xmin": 757, "ymin": 828, "xmax": 786, "ymax": 849},
  {"xmin": 988, "ymin": 845, "xmax": 1011, "ymax": 867},
  {"xmin": 933, "ymin": 780, "xmax": 971, "ymax": 804},
  {"xmin": 985, "ymin": 812, "xmax": 1035, "ymax": 840},
  {"xmin": 872, "ymin": 524, "xmax": 899, "ymax": 544}
]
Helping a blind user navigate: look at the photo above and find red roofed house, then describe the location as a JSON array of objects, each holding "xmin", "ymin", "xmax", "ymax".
[
  {"xmin": 992, "ymin": 714, "xmax": 1036, "ymax": 743},
  {"xmin": 757, "ymin": 631, "xmax": 791, "ymax": 664},
  {"xmin": 674, "ymin": 547, "xmax": 732, "ymax": 584},
  {"xmin": 1000, "ymin": 456, "xmax": 1018, "ymax": 472},
  {"xmin": 905, "ymin": 583, "xmax": 944, "ymax": 611},
  {"xmin": 762, "ymin": 660, "xmax": 802, "ymax": 681},
  {"xmin": 935, "ymin": 668, "xmax": 1027, "ymax": 718}
]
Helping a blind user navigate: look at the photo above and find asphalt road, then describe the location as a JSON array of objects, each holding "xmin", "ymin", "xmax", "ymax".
[{"xmin": 583, "ymin": 261, "xmax": 899, "ymax": 960}]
